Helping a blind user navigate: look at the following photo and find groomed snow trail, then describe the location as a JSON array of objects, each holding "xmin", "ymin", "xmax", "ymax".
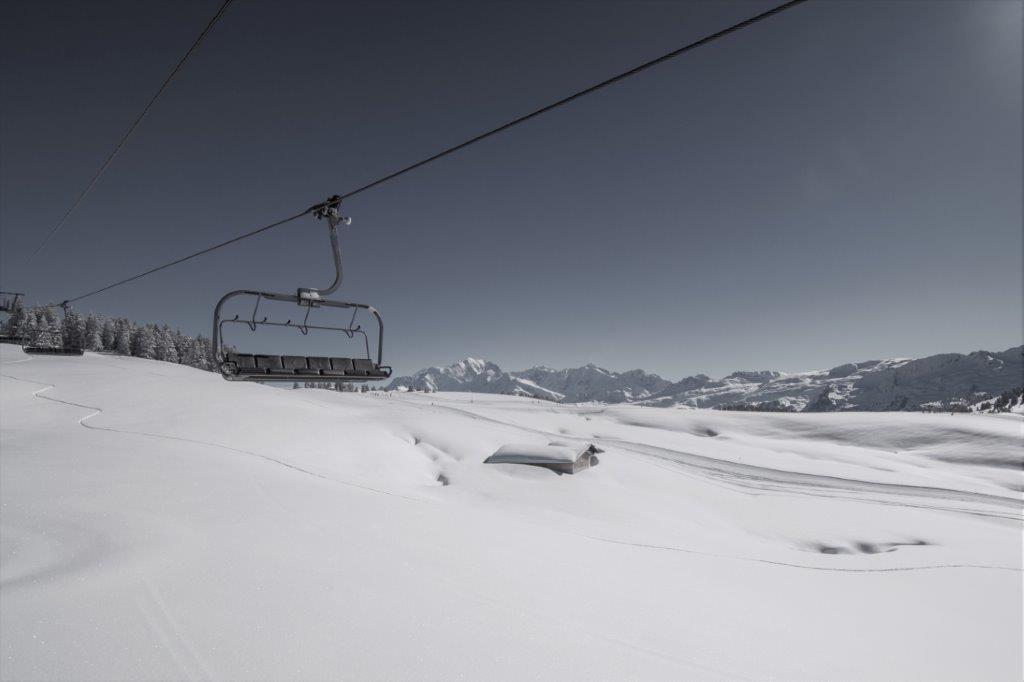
[{"xmin": 1, "ymin": 347, "xmax": 1021, "ymax": 681}]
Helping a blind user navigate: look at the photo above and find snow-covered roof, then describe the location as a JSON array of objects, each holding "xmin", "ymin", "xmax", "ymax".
[{"xmin": 484, "ymin": 442, "xmax": 602, "ymax": 465}]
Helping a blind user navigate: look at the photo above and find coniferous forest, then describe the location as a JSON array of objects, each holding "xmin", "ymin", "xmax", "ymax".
[{"xmin": 1, "ymin": 301, "xmax": 217, "ymax": 371}]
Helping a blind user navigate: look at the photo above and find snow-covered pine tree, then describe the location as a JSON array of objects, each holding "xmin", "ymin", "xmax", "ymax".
[
  {"xmin": 37, "ymin": 308, "xmax": 60, "ymax": 347},
  {"xmin": 163, "ymin": 326, "xmax": 180, "ymax": 363},
  {"xmin": 153, "ymin": 325, "xmax": 176, "ymax": 362},
  {"xmin": 101, "ymin": 318, "xmax": 117, "ymax": 350},
  {"xmin": 190, "ymin": 336, "xmax": 214, "ymax": 370},
  {"xmin": 170, "ymin": 330, "xmax": 190, "ymax": 364},
  {"xmin": 114, "ymin": 319, "xmax": 132, "ymax": 355},
  {"xmin": 132, "ymin": 325, "xmax": 157, "ymax": 359},
  {"xmin": 40, "ymin": 307, "xmax": 58, "ymax": 328},
  {"xmin": 152, "ymin": 327, "xmax": 169, "ymax": 361},
  {"xmin": 21, "ymin": 309, "xmax": 40, "ymax": 344},
  {"xmin": 179, "ymin": 338, "xmax": 198, "ymax": 367},
  {"xmin": 84, "ymin": 314, "xmax": 104, "ymax": 351},
  {"xmin": 60, "ymin": 309, "xmax": 86, "ymax": 350}
]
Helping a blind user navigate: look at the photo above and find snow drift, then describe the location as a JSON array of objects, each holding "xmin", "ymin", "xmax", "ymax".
[{"xmin": 1, "ymin": 345, "xmax": 1021, "ymax": 680}]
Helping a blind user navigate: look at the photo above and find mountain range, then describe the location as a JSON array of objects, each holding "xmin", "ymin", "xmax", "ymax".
[{"xmin": 386, "ymin": 345, "xmax": 1023, "ymax": 412}]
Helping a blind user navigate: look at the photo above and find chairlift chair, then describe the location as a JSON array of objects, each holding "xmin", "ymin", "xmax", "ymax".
[
  {"xmin": 21, "ymin": 303, "xmax": 84, "ymax": 355},
  {"xmin": 213, "ymin": 196, "xmax": 391, "ymax": 383},
  {"xmin": 0, "ymin": 291, "xmax": 23, "ymax": 314},
  {"xmin": 22, "ymin": 329, "xmax": 85, "ymax": 355},
  {"xmin": 0, "ymin": 291, "xmax": 25, "ymax": 343}
]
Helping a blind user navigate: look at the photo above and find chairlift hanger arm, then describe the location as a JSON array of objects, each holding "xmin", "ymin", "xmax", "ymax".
[{"xmin": 300, "ymin": 195, "xmax": 351, "ymax": 302}]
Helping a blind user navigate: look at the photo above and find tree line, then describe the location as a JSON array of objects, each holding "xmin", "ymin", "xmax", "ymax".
[
  {"xmin": 301, "ymin": 381, "xmax": 375, "ymax": 392},
  {"xmin": 2, "ymin": 302, "xmax": 217, "ymax": 371},
  {"xmin": 716, "ymin": 400, "xmax": 797, "ymax": 412},
  {"xmin": 976, "ymin": 387, "xmax": 1024, "ymax": 413}
]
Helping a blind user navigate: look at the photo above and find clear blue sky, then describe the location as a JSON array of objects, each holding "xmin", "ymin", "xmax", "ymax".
[{"xmin": 1, "ymin": 0, "xmax": 1020, "ymax": 379}]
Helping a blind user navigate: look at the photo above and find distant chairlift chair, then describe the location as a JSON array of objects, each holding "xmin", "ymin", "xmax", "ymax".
[
  {"xmin": 0, "ymin": 292, "xmax": 23, "ymax": 315},
  {"xmin": 22, "ymin": 303, "xmax": 85, "ymax": 355},
  {"xmin": 0, "ymin": 291, "xmax": 25, "ymax": 343},
  {"xmin": 213, "ymin": 196, "xmax": 391, "ymax": 383}
]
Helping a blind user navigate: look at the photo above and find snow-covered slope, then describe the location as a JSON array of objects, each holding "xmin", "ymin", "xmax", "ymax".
[
  {"xmin": 849, "ymin": 346, "xmax": 1024, "ymax": 411},
  {"xmin": 391, "ymin": 345, "xmax": 1023, "ymax": 412},
  {"xmin": 2, "ymin": 346, "xmax": 1021, "ymax": 680},
  {"xmin": 645, "ymin": 359, "xmax": 914, "ymax": 411}
]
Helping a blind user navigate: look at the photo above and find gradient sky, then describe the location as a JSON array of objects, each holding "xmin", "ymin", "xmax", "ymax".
[{"xmin": 1, "ymin": 0, "xmax": 1021, "ymax": 380}]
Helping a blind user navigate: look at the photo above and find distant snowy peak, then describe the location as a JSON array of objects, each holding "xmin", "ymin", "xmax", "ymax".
[
  {"xmin": 723, "ymin": 370, "xmax": 782, "ymax": 383},
  {"xmin": 389, "ymin": 358, "xmax": 668, "ymax": 403},
  {"xmin": 392, "ymin": 357, "xmax": 564, "ymax": 401},
  {"xmin": 414, "ymin": 357, "xmax": 502, "ymax": 383},
  {"xmin": 389, "ymin": 346, "xmax": 1023, "ymax": 412},
  {"xmin": 451, "ymin": 357, "xmax": 500, "ymax": 377},
  {"xmin": 515, "ymin": 363, "xmax": 671, "ymax": 403}
]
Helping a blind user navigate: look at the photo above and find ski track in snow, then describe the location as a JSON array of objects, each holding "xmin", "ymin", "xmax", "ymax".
[
  {"xmin": 1, "ymin": 368, "xmax": 420, "ymax": 503},
  {"xmin": 134, "ymin": 577, "xmax": 219, "ymax": 682}
]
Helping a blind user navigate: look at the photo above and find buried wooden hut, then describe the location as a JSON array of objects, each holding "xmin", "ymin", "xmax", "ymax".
[{"xmin": 483, "ymin": 442, "xmax": 602, "ymax": 475}]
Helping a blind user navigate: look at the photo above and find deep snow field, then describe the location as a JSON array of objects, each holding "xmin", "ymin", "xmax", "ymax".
[{"xmin": 1, "ymin": 345, "xmax": 1021, "ymax": 681}]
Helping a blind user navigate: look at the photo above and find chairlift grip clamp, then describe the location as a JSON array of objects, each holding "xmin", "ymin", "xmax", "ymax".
[
  {"xmin": 313, "ymin": 195, "xmax": 352, "ymax": 228},
  {"xmin": 300, "ymin": 195, "xmax": 351, "ymax": 302},
  {"xmin": 297, "ymin": 288, "xmax": 323, "ymax": 307}
]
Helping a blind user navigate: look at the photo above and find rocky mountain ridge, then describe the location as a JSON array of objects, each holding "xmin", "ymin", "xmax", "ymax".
[{"xmin": 387, "ymin": 345, "xmax": 1023, "ymax": 412}]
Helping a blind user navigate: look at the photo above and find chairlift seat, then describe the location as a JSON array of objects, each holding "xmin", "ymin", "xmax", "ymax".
[
  {"xmin": 347, "ymin": 358, "xmax": 372, "ymax": 376},
  {"xmin": 307, "ymin": 356, "xmax": 332, "ymax": 372},
  {"xmin": 320, "ymin": 357, "xmax": 355, "ymax": 377},
  {"xmin": 331, "ymin": 357, "xmax": 355, "ymax": 371},
  {"xmin": 223, "ymin": 352, "xmax": 389, "ymax": 380},
  {"xmin": 255, "ymin": 355, "xmax": 283, "ymax": 372},
  {"xmin": 23, "ymin": 346, "xmax": 84, "ymax": 356},
  {"xmin": 228, "ymin": 353, "xmax": 258, "ymax": 371},
  {"xmin": 264, "ymin": 355, "xmax": 308, "ymax": 375},
  {"xmin": 353, "ymin": 357, "xmax": 390, "ymax": 378}
]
